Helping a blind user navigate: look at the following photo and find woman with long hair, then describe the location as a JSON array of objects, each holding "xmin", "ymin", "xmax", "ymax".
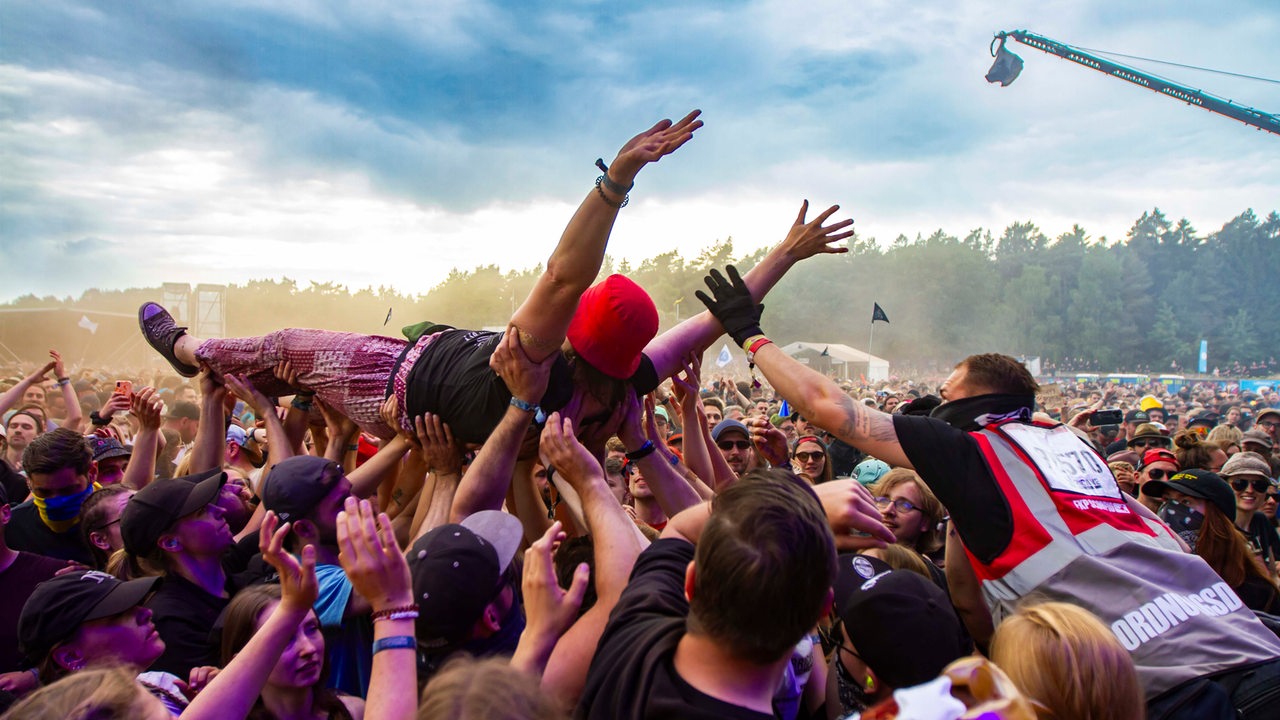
[
  {"xmin": 220, "ymin": 584, "xmax": 362, "ymax": 720},
  {"xmin": 1141, "ymin": 468, "xmax": 1279, "ymax": 613},
  {"xmin": 791, "ymin": 435, "xmax": 833, "ymax": 484}
]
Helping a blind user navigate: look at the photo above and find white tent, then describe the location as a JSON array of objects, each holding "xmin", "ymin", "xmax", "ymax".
[{"xmin": 778, "ymin": 342, "xmax": 890, "ymax": 382}]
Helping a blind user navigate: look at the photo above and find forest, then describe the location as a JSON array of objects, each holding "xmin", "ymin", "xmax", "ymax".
[{"xmin": 1, "ymin": 207, "xmax": 1276, "ymax": 376}]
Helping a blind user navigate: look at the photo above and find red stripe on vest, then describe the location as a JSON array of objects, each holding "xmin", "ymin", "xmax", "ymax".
[{"xmin": 969, "ymin": 431, "xmax": 1053, "ymax": 580}]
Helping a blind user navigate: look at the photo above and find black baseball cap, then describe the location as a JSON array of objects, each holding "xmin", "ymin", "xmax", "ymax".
[
  {"xmin": 19, "ymin": 570, "xmax": 159, "ymax": 664},
  {"xmin": 261, "ymin": 455, "xmax": 344, "ymax": 523},
  {"xmin": 121, "ymin": 468, "xmax": 225, "ymax": 555},
  {"xmin": 408, "ymin": 510, "xmax": 523, "ymax": 652},
  {"xmin": 834, "ymin": 554, "xmax": 969, "ymax": 691},
  {"xmin": 1124, "ymin": 409, "xmax": 1149, "ymax": 424},
  {"xmin": 1140, "ymin": 469, "xmax": 1236, "ymax": 518}
]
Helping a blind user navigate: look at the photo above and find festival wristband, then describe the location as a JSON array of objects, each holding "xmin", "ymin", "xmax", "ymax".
[
  {"xmin": 625, "ymin": 440, "xmax": 656, "ymax": 461},
  {"xmin": 372, "ymin": 636, "xmax": 416, "ymax": 655},
  {"xmin": 509, "ymin": 396, "xmax": 539, "ymax": 413}
]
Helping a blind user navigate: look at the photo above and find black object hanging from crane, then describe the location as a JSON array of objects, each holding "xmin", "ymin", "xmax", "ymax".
[{"xmin": 987, "ymin": 30, "xmax": 1280, "ymax": 136}]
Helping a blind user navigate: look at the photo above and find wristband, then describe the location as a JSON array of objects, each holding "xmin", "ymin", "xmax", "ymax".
[
  {"xmin": 346, "ymin": 444, "xmax": 359, "ymax": 452},
  {"xmin": 291, "ymin": 398, "xmax": 313, "ymax": 412},
  {"xmin": 509, "ymin": 396, "xmax": 539, "ymax": 413},
  {"xmin": 55, "ymin": 378, "xmax": 70, "ymax": 388},
  {"xmin": 594, "ymin": 158, "xmax": 634, "ymax": 194},
  {"xmin": 746, "ymin": 337, "xmax": 774, "ymax": 363},
  {"xmin": 371, "ymin": 603, "xmax": 420, "ymax": 622},
  {"xmin": 90, "ymin": 411, "xmax": 111, "ymax": 427},
  {"xmin": 372, "ymin": 635, "xmax": 416, "ymax": 654},
  {"xmin": 625, "ymin": 440, "xmax": 656, "ymax": 461}
]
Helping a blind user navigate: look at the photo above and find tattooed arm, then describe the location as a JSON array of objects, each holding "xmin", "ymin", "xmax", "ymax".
[{"xmin": 749, "ymin": 342, "xmax": 912, "ymax": 469}]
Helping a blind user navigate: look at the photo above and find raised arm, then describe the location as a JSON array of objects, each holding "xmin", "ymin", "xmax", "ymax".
[
  {"xmin": 510, "ymin": 111, "xmax": 702, "ymax": 362},
  {"xmin": 50, "ymin": 351, "xmax": 84, "ymax": 431},
  {"xmin": 451, "ymin": 328, "xmax": 553, "ymax": 521},
  {"xmin": 616, "ymin": 393, "xmax": 703, "ymax": 517},
  {"xmin": 0, "ymin": 357, "xmax": 54, "ymax": 417},
  {"xmin": 120, "ymin": 387, "xmax": 164, "ymax": 490},
  {"xmin": 696, "ymin": 265, "xmax": 911, "ymax": 468},
  {"xmin": 186, "ymin": 369, "xmax": 227, "ymax": 474},
  {"xmin": 645, "ymin": 201, "xmax": 853, "ymax": 380},
  {"xmin": 539, "ymin": 413, "xmax": 647, "ymax": 705}
]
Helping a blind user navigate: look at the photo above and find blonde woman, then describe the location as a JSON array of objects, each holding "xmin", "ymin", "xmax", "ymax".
[{"xmin": 991, "ymin": 602, "xmax": 1143, "ymax": 720}]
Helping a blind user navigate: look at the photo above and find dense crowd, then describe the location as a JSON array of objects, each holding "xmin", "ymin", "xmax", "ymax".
[{"xmin": 3, "ymin": 114, "xmax": 1280, "ymax": 720}]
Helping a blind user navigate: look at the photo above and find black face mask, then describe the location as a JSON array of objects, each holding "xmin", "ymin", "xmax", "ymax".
[
  {"xmin": 929, "ymin": 394, "xmax": 1035, "ymax": 431},
  {"xmin": 1159, "ymin": 501, "xmax": 1205, "ymax": 551}
]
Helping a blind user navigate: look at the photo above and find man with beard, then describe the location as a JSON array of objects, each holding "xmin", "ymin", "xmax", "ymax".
[{"xmin": 711, "ymin": 419, "xmax": 757, "ymax": 478}]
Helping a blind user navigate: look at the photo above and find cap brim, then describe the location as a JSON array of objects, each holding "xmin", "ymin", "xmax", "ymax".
[
  {"xmin": 177, "ymin": 468, "xmax": 226, "ymax": 516},
  {"xmin": 460, "ymin": 510, "xmax": 523, "ymax": 572},
  {"xmin": 1140, "ymin": 479, "xmax": 1176, "ymax": 498},
  {"xmin": 85, "ymin": 576, "xmax": 160, "ymax": 623}
]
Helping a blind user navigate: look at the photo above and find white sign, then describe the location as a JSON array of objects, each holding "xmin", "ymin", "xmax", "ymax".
[{"xmin": 1003, "ymin": 423, "xmax": 1120, "ymax": 499}]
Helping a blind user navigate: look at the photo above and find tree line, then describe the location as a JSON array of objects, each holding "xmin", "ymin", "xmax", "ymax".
[{"xmin": 0, "ymin": 207, "xmax": 1275, "ymax": 375}]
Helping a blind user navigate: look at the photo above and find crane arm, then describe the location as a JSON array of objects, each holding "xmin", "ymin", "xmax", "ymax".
[{"xmin": 991, "ymin": 29, "xmax": 1280, "ymax": 136}]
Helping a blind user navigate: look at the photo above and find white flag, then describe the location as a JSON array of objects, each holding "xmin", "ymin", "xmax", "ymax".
[
  {"xmin": 78, "ymin": 315, "xmax": 98, "ymax": 334},
  {"xmin": 716, "ymin": 343, "xmax": 732, "ymax": 368}
]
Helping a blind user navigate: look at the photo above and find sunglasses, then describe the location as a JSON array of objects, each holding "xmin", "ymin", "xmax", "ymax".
[
  {"xmin": 1230, "ymin": 478, "xmax": 1273, "ymax": 494},
  {"xmin": 1130, "ymin": 439, "xmax": 1170, "ymax": 449},
  {"xmin": 875, "ymin": 496, "xmax": 919, "ymax": 513},
  {"xmin": 793, "ymin": 451, "xmax": 825, "ymax": 463},
  {"xmin": 1145, "ymin": 469, "xmax": 1172, "ymax": 481},
  {"xmin": 717, "ymin": 439, "xmax": 752, "ymax": 451}
]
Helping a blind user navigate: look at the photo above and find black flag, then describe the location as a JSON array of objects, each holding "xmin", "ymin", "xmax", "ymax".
[{"xmin": 872, "ymin": 303, "xmax": 889, "ymax": 324}]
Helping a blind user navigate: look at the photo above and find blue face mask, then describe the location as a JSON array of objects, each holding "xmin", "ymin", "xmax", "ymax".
[
  {"xmin": 33, "ymin": 484, "xmax": 95, "ymax": 531},
  {"xmin": 1159, "ymin": 501, "xmax": 1204, "ymax": 551}
]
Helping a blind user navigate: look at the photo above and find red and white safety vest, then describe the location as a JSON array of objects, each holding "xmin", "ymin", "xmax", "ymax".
[{"xmin": 965, "ymin": 420, "xmax": 1280, "ymax": 698}]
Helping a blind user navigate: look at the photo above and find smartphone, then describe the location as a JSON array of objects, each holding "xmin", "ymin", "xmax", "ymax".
[
  {"xmin": 1092, "ymin": 408, "xmax": 1124, "ymax": 425},
  {"xmin": 114, "ymin": 380, "xmax": 133, "ymax": 400}
]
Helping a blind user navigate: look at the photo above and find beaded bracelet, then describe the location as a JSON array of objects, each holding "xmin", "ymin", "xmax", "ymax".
[
  {"xmin": 372, "ymin": 635, "xmax": 416, "ymax": 654},
  {"xmin": 594, "ymin": 178, "xmax": 629, "ymax": 208},
  {"xmin": 594, "ymin": 158, "xmax": 634, "ymax": 195},
  {"xmin": 372, "ymin": 608, "xmax": 420, "ymax": 623}
]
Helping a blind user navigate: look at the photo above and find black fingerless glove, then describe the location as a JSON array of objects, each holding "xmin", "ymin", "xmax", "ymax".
[{"xmin": 695, "ymin": 265, "xmax": 764, "ymax": 347}]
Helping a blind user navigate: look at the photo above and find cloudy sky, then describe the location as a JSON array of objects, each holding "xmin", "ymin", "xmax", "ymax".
[{"xmin": 2, "ymin": 0, "xmax": 1277, "ymax": 302}]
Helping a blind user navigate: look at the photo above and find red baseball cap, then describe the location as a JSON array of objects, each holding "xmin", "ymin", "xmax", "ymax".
[
  {"xmin": 566, "ymin": 275, "xmax": 658, "ymax": 379},
  {"xmin": 1140, "ymin": 448, "xmax": 1179, "ymax": 469}
]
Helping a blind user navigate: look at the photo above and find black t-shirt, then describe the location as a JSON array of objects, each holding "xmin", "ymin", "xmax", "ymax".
[
  {"xmin": 146, "ymin": 573, "xmax": 235, "ymax": 678},
  {"xmin": 0, "ymin": 462, "xmax": 27, "ymax": 506},
  {"xmin": 405, "ymin": 329, "xmax": 659, "ymax": 444},
  {"xmin": 1242, "ymin": 513, "xmax": 1280, "ymax": 567},
  {"xmin": 4, "ymin": 500, "xmax": 94, "ymax": 565},
  {"xmin": 576, "ymin": 539, "xmax": 775, "ymax": 720},
  {"xmin": 890, "ymin": 414, "xmax": 1014, "ymax": 565},
  {"xmin": 0, "ymin": 551, "xmax": 67, "ymax": 671}
]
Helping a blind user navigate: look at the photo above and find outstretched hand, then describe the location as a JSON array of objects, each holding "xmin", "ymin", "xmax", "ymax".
[
  {"xmin": 130, "ymin": 386, "xmax": 165, "ymax": 431},
  {"xmin": 259, "ymin": 510, "xmax": 319, "ymax": 612},
  {"xmin": 224, "ymin": 373, "xmax": 273, "ymax": 417},
  {"xmin": 523, "ymin": 520, "xmax": 589, "ymax": 642},
  {"xmin": 539, "ymin": 412, "xmax": 605, "ymax": 489},
  {"xmin": 336, "ymin": 497, "xmax": 413, "ymax": 612},
  {"xmin": 744, "ymin": 416, "xmax": 788, "ymax": 468},
  {"xmin": 812, "ymin": 479, "xmax": 896, "ymax": 549},
  {"xmin": 695, "ymin": 265, "xmax": 764, "ymax": 347},
  {"xmin": 780, "ymin": 200, "xmax": 854, "ymax": 261},
  {"xmin": 610, "ymin": 110, "xmax": 703, "ymax": 182},
  {"xmin": 413, "ymin": 413, "xmax": 464, "ymax": 475},
  {"xmin": 49, "ymin": 349, "xmax": 67, "ymax": 380}
]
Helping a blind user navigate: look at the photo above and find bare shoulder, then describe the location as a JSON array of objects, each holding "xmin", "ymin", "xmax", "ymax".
[{"xmin": 339, "ymin": 693, "xmax": 365, "ymax": 720}]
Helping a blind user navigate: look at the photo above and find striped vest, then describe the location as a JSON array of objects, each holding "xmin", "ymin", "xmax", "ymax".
[{"xmin": 965, "ymin": 420, "xmax": 1280, "ymax": 698}]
